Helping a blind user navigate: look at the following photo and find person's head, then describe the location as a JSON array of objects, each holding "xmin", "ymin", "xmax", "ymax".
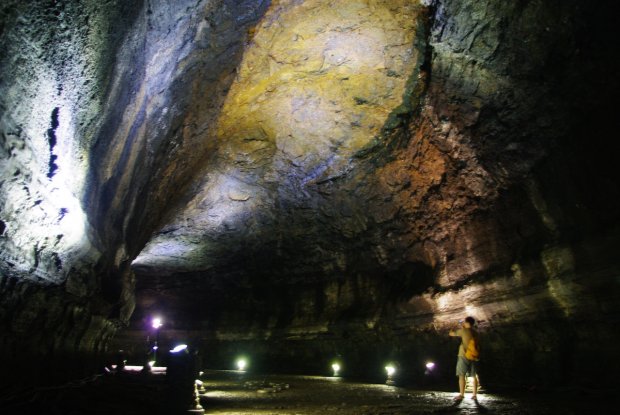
[{"xmin": 463, "ymin": 316, "xmax": 476, "ymax": 328}]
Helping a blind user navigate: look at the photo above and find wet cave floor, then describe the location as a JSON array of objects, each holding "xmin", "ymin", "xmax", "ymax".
[
  {"xmin": 0, "ymin": 369, "xmax": 615, "ymax": 414},
  {"xmin": 200, "ymin": 371, "xmax": 612, "ymax": 415}
]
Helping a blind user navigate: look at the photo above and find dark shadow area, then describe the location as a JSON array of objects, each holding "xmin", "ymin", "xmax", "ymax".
[
  {"xmin": 0, "ymin": 349, "xmax": 201, "ymax": 415},
  {"xmin": 387, "ymin": 261, "xmax": 436, "ymax": 301}
]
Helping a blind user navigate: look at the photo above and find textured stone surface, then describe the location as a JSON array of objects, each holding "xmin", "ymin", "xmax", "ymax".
[
  {"xmin": 1, "ymin": 0, "xmax": 270, "ymax": 380},
  {"xmin": 1, "ymin": 1, "xmax": 145, "ymax": 370},
  {"xmin": 133, "ymin": 0, "xmax": 425, "ymax": 274},
  {"xmin": 1, "ymin": 0, "xmax": 619, "ymax": 390},
  {"xmin": 126, "ymin": 0, "xmax": 619, "ymax": 388}
]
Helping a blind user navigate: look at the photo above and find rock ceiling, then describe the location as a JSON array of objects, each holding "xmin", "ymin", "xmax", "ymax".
[{"xmin": 133, "ymin": 0, "xmax": 424, "ymax": 278}]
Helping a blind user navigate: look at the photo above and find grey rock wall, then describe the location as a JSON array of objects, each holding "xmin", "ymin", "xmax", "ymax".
[{"xmin": 1, "ymin": 0, "xmax": 270, "ymax": 384}]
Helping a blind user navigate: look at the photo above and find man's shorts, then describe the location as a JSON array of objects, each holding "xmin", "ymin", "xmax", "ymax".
[{"xmin": 456, "ymin": 356, "xmax": 478, "ymax": 377}]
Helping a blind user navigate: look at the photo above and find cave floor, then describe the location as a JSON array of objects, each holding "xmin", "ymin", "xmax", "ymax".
[
  {"xmin": 200, "ymin": 370, "xmax": 611, "ymax": 415},
  {"xmin": 1, "ymin": 369, "xmax": 614, "ymax": 414}
]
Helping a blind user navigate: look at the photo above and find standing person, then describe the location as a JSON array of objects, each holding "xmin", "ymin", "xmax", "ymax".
[{"xmin": 449, "ymin": 316, "xmax": 480, "ymax": 402}]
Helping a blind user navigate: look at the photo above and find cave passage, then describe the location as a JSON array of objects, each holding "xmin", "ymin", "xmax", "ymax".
[{"xmin": 1, "ymin": 0, "xmax": 619, "ymax": 413}]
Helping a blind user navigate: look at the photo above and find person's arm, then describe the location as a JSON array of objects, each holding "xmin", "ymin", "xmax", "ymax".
[{"xmin": 449, "ymin": 327, "xmax": 462, "ymax": 337}]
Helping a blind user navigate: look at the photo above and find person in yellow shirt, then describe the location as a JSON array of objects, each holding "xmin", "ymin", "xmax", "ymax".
[{"xmin": 449, "ymin": 316, "xmax": 480, "ymax": 402}]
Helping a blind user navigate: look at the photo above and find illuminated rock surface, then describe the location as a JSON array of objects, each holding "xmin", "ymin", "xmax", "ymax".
[{"xmin": 1, "ymin": 0, "xmax": 619, "ymax": 397}]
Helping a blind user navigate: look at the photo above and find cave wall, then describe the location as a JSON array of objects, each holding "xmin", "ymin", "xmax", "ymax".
[
  {"xmin": 1, "ymin": 0, "xmax": 145, "ymax": 383},
  {"xmin": 1, "ymin": 0, "xmax": 270, "ymax": 384},
  {"xmin": 125, "ymin": 0, "xmax": 619, "ymax": 389}
]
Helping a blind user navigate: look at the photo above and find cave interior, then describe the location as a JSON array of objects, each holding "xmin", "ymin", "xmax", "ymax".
[{"xmin": 1, "ymin": 0, "xmax": 619, "ymax": 404}]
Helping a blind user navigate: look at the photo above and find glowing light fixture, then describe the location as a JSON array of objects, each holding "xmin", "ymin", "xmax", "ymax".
[
  {"xmin": 115, "ymin": 365, "xmax": 166, "ymax": 373},
  {"xmin": 236, "ymin": 358, "xmax": 247, "ymax": 371},
  {"xmin": 152, "ymin": 317, "xmax": 163, "ymax": 329},
  {"xmin": 148, "ymin": 360, "xmax": 155, "ymax": 367},
  {"xmin": 170, "ymin": 344, "xmax": 188, "ymax": 353},
  {"xmin": 425, "ymin": 362, "xmax": 435, "ymax": 370},
  {"xmin": 331, "ymin": 362, "xmax": 341, "ymax": 377},
  {"xmin": 150, "ymin": 316, "xmax": 163, "ymax": 364},
  {"xmin": 385, "ymin": 363, "xmax": 397, "ymax": 385}
]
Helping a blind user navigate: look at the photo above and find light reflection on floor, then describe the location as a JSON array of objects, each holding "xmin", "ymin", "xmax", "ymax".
[{"xmin": 197, "ymin": 370, "xmax": 527, "ymax": 415}]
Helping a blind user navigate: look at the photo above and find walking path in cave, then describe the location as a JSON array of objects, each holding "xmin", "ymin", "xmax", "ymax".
[
  {"xmin": 201, "ymin": 370, "xmax": 611, "ymax": 415},
  {"xmin": 0, "ymin": 369, "xmax": 614, "ymax": 414}
]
